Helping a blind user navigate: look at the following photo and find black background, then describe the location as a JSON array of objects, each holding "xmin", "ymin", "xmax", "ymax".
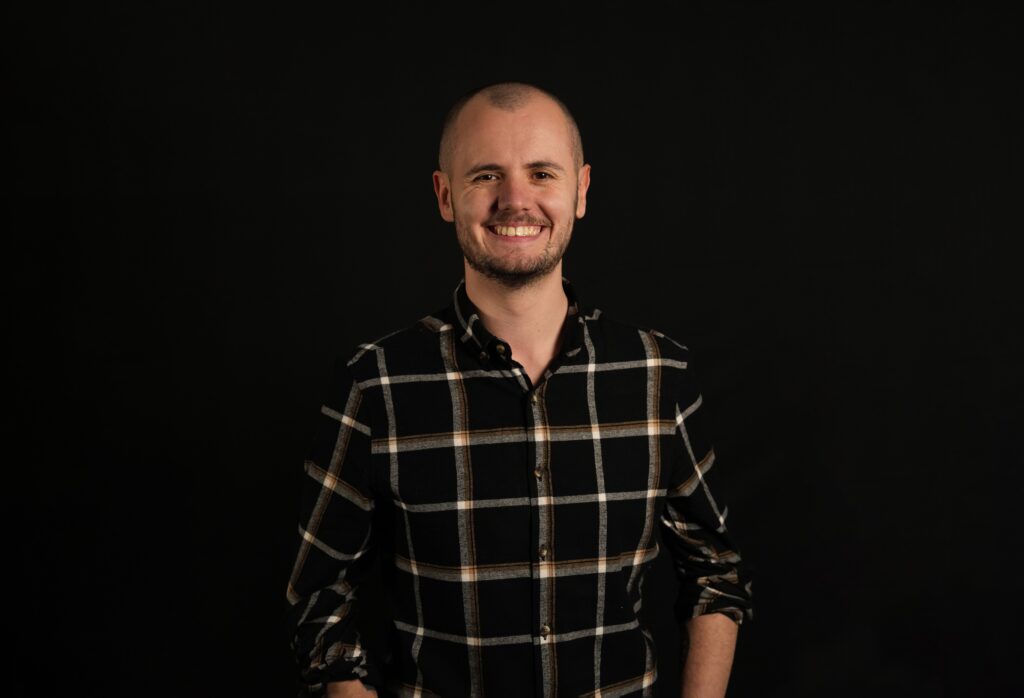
[{"xmin": 12, "ymin": 2, "xmax": 1020, "ymax": 696}]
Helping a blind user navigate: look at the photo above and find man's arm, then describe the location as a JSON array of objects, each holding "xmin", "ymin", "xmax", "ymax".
[
  {"xmin": 680, "ymin": 613, "xmax": 738, "ymax": 698},
  {"xmin": 655, "ymin": 337, "xmax": 753, "ymax": 695},
  {"xmin": 286, "ymin": 353, "xmax": 379, "ymax": 696},
  {"xmin": 326, "ymin": 679, "xmax": 377, "ymax": 697}
]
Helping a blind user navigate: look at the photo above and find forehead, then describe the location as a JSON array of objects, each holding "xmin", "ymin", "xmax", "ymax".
[{"xmin": 452, "ymin": 96, "xmax": 573, "ymax": 170}]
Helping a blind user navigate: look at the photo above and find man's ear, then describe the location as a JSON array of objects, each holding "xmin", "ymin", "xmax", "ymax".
[
  {"xmin": 575, "ymin": 163, "xmax": 591, "ymax": 219},
  {"xmin": 433, "ymin": 171, "xmax": 455, "ymax": 223}
]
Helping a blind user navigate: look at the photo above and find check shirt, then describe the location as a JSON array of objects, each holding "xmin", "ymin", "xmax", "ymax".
[{"xmin": 286, "ymin": 276, "xmax": 753, "ymax": 697}]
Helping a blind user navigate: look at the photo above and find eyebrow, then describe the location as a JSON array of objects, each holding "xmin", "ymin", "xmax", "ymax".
[{"xmin": 464, "ymin": 160, "xmax": 566, "ymax": 177}]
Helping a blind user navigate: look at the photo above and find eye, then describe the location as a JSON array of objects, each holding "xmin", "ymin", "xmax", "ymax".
[
  {"xmin": 534, "ymin": 171, "xmax": 552, "ymax": 179},
  {"xmin": 474, "ymin": 173, "xmax": 497, "ymax": 182}
]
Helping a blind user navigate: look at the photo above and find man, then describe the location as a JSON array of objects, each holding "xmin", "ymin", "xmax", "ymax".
[{"xmin": 286, "ymin": 81, "xmax": 753, "ymax": 698}]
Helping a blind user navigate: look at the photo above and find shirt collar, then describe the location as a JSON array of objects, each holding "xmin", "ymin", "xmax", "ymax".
[{"xmin": 449, "ymin": 275, "xmax": 587, "ymax": 361}]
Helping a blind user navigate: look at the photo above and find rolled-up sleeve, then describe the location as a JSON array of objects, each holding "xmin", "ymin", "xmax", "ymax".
[
  {"xmin": 658, "ymin": 350, "xmax": 754, "ymax": 626},
  {"xmin": 286, "ymin": 353, "xmax": 378, "ymax": 696}
]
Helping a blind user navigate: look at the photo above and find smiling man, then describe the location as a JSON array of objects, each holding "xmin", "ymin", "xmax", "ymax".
[
  {"xmin": 287, "ymin": 81, "xmax": 753, "ymax": 698},
  {"xmin": 438, "ymin": 86, "xmax": 586, "ymax": 295}
]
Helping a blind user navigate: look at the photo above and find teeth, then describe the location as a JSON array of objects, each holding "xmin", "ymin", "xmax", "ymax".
[{"xmin": 493, "ymin": 225, "xmax": 542, "ymax": 237}]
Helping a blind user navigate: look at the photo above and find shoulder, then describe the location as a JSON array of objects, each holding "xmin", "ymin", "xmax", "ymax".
[
  {"xmin": 339, "ymin": 309, "xmax": 455, "ymax": 389},
  {"xmin": 582, "ymin": 306, "xmax": 693, "ymax": 366},
  {"xmin": 583, "ymin": 308, "xmax": 699, "ymax": 403}
]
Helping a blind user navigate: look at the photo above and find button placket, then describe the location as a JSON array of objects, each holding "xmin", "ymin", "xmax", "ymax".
[
  {"xmin": 527, "ymin": 385, "xmax": 554, "ymax": 652},
  {"xmin": 524, "ymin": 380, "xmax": 557, "ymax": 650}
]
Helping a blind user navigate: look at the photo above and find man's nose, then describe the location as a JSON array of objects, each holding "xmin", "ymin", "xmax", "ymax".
[{"xmin": 496, "ymin": 173, "xmax": 530, "ymax": 209}]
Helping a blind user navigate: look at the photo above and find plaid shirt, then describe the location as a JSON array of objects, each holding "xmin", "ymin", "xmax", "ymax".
[{"xmin": 286, "ymin": 276, "xmax": 753, "ymax": 697}]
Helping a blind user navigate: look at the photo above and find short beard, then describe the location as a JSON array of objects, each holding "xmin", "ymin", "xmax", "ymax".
[{"xmin": 454, "ymin": 192, "xmax": 577, "ymax": 291}]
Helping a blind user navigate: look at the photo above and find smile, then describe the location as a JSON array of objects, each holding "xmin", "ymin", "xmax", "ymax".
[{"xmin": 487, "ymin": 225, "xmax": 544, "ymax": 238}]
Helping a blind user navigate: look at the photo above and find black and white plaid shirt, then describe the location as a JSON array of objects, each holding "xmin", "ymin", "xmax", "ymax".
[{"xmin": 286, "ymin": 275, "xmax": 753, "ymax": 697}]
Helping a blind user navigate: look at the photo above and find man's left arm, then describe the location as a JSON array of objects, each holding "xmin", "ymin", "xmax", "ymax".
[
  {"xmin": 656, "ymin": 340, "xmax": 754, "ymax": 696},
  {"xmin": 679, "ymin": 613, "xmax": 738, "ymax": 698}
]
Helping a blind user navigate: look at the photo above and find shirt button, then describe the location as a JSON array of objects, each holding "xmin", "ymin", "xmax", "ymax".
[
  {"xmin": 539, "ymin": 544, "xmax": 549, "ymax": 560},
  {"xmin": 540, "ymin": 624, "xmax": 551, "ymax": 639},
  {"xmin": 533, "ymin": 465, "xmax": 544, "ymax": 480},
  {"xmin": 479, "ymin": 350, "xmax": 488, "ymax": 361},
  {"xmin": 495, "ymin": 344, "xmax": 506, "ymax": 355},
  {"xmin": 530, "ymin": 392, "xmax": 540, "ymax": 404}
]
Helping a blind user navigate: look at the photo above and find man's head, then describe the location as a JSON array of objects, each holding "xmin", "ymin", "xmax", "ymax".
[
  {"xmin": 438, "ymin": 83, "xmax": 584, "ymax": 176},
  {"xmin": 433, "ymin": 82, "xmax": 591, "ymax": 290}
]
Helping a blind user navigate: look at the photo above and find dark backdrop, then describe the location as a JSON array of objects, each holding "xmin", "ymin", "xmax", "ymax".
[{"xmin": 12, "ymin": 3, "xmax": 1020, "ymax": 697}]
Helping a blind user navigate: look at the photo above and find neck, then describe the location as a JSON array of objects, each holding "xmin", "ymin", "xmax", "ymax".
[{"xmin": 463, "ymin": 264, "xmax": 569, "ymax": 360}]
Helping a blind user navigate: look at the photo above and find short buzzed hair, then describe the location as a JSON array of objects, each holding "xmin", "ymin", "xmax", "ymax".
[{"xmin": 438, "ymin": 81, "xmax": 584, "ymax": 176}]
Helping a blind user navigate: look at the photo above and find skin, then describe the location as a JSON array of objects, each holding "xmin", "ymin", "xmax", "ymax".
[
  {"xmin": 326, "ymin": 680, "xmax": 376, "ymax": 697},
  {"xmin": 681, "ymin": 613, "xmax": 739, "ymax": 697},
  {"xmin": 327, "ymin": 90, "xmax": 738, "ymax": 697}
]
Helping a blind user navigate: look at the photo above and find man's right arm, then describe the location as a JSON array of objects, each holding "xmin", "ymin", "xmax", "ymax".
[{"xmin": 286, "ymin": 354, "xmax": 379, "ymax": 697}]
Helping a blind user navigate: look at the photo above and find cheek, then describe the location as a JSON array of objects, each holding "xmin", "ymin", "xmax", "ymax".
[
  {"xmin": 540, "ymin": 194, "xmax": 574, "ymax": 220},
  {"xmin": 457, "ymin": 192, "xmax": 491, "ymax": 220}
]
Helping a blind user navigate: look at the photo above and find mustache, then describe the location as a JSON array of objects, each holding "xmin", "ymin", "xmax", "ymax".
[{"xmin": 486, "ymin": 218, "xmax": 549, "ymax": 227}]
